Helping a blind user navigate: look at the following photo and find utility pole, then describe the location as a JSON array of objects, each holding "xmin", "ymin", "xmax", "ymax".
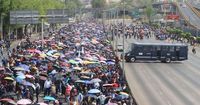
[
  {"xmin": 116, "ymin": 8, "xmax": 119, "ymax": 56},
  {"xmin": 41, "ymin": 18, "xmax": 44, "ymax": 48},
  {"xmin": 122, "ymin": 0, "xmax": 126, "ymax": 78}
]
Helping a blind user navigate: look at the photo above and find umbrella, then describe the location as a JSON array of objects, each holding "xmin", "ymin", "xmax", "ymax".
[
  {"xmin": 103, "ymin": 84, "xmax": 114, "ymax": 87},
  {"xmin": 40, "ymin": 73, "xmax": 48, "ymax": 77},
  {"xmin": 17, "ymin": 99, "xmax": 32, "ymax": 104},
  {"xmin": 75, "ymin": 80, "xmax": 92, "ymax": 84},
  {"xmin": 88, "ymin": 89, "xmax": 101, "ymax": 94},
  {"xmin": 0, "ymin": 67, "xmax": 5, "ymax": 71},
  {"xmin": 90, "ymin": 78, "xmax": 102, "ymax": 83},
  {"xmin": 73, "ymin": 67, "xmax": 82, "ymax": 71},
  {"xmin": 120, "ymin": 92, "xmax": 129, "ymax": 97},
  {"xmin": 37, "ymin": 103, "xmax": 48, "ymax": 105},
  {"xmin": 80, "ymin": 76, "xmax": 91, "ymax": 79},
  {"xmin": 16, "ymin": 75, "xmax": 26, "ymax": 83},
  {"xmin": 39, "ymin": 76, "xmax": 47, "ymax": 81},
  {"xmin": 106, "ymin": 102, "xmax": 118, "ymax": 105},
  {"xmin": 19, "ymin": 64, "xmax": 30, "ymax": 72},
  {"xmin": 69, "ymin": 59, "xmax": 79, "ymax": 64},
  {"xmin": 22, "ymin": 81, "xmax": 36, "ymax": 90},
  {"xmin": 4, "ymin": 77, "xmax": 14, "ymax": 81},
  {"xmin": 43, "ymin": 96, "xmax": 56, "ymax": 101},
  {"xmin": 13, "ymin": 67, "xmax": 25, "ymax": 71},
  {"xmin": 25, "ymin": 74, "xmax": 35, "ymax": 79},
  {"xmin": 115, "ymin": 94, "xmax": 129, "ymax": 100},
  {"xmin": 0, "ymin": 98, "xmax": 16, "ymax": 105}
]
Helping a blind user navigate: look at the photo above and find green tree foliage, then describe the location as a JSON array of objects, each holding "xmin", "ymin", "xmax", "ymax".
[
  {"xmin": 0, "ymin": 0, "xmax": 82, "ymax": 34},
  {"xmin": 145, "ymin": 0, "xmax": 154, "ymax": 23},
  {"xmin": 91, "ymin": 0, "xmax": 106, "ymax": 8}
]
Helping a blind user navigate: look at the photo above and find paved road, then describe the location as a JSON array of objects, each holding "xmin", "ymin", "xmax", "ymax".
[
  {"xmin": 116, "ymin": 37, "xmax": 200, "ymax": 105},
  {"xmin": 178, "ymin": 2, "xmax": 200, "ymax": 28}
]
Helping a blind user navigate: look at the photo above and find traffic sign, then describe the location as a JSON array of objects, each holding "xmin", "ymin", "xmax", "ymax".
[
  {"xmin": 47, "ymin": 9, "xmax": 69, "ymax": 23},
  {"xmin": 10, "ymin": 10, "xmax": 39, "ymax": 24}
]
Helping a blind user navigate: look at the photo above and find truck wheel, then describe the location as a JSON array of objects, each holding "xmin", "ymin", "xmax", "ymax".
[
  {"xmin": 165, "ymin": 58, "xmax": 171, "ymax": 63},
  {"xmin": 130, "ymin": 57, "xmax": 136, "ymax": 62}
]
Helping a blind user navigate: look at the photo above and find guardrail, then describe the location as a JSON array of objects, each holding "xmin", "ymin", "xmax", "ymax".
[
  {"xmin": 175, "ymin": 2, "xmax": 198, "ymax": 29},
  {"xmin": 186, "ymin": 2, "xmax": 200, "ymax": 19}
]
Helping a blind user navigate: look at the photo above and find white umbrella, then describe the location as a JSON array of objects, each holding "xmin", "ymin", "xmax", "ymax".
[
  {"xmin": 88, "ymin": 89, "xmax": 101, "ymax": 94},
  {"xmin": 17, "ymin": 99, "xmax": 32, "ymax": 104},
  {"xmin": 90, "ymin": 78, "xmax": 102, "ymax": 83}
]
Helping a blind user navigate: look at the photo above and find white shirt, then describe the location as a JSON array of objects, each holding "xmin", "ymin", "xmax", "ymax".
[{"xmin": 44, "ymin": 80, "xmax": 52, "ymax": 88}]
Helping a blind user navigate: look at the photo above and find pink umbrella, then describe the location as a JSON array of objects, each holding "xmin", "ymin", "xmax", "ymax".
[
  {"xmin": 17, "ymin": 99, "xmax": 32, "ymax": 104},
  {"xmin": 27, "ymin": 49, "xmax": 42, "ymax": 54},
  {"xmin": 37, "ymin": 103, "xmax": 48, "ymax": 105},
  {"xmin": 25, "ymin": 74, "xmax": 35, "ymax": 80},
  {"xmin": 106, "ymin": 102, "xmax": 117, "ymax": 105}
]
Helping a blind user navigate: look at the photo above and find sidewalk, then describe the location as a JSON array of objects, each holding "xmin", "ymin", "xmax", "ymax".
[{"xmin": 0, "ymin": 33, "xmax": 42, "ymax": 64}]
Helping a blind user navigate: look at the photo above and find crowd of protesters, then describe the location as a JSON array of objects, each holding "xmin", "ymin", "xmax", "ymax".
[{"xmin": 0, "ymin": 20, "xmax": 136, "ymax": 105}]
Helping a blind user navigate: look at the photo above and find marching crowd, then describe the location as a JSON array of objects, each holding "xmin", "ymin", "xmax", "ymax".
[{"xmin": 0, "ymin": 20, "xmax": 136, "ymax": 105}]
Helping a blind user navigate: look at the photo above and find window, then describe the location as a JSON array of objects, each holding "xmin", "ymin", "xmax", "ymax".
[
  {"xmin": 169, "ymin": 46, "xmax": 175, "ymax": 52},
  {"xmin": 157, "ymin": 46, "xmax": 161, "ymax": 51},
  {"xmin": 176, "ymin": 46, "xmax": 180, "ymax": 51},
  {"xmin": 162, "ymin": 46, "xmax": 168, "ymax": 51}
]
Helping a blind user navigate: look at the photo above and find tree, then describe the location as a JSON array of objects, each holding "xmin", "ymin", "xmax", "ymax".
[
  {"xmin": 0, "ymin": 0, "xmax": 67, "ymax": 39},
  {"xmin": 91, "ymin": 0, "xmax": 106, "ymax": 8},
  {"xmin": 145, "ymin": 0, "xmax": 154, "ymax": 23}
]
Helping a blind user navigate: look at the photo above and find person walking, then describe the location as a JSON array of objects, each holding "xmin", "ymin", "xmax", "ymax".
[
  {"xmin": 35, "ymin": 82, "xmax": 40, "ymax": 103},
  {"xmin": 44, "ymin": 78, "xmax": 52, "ymax": 96}
]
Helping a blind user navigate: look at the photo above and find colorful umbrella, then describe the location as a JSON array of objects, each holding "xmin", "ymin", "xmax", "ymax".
[
  {"xmin": 73, "ymin": 67, "xmax": 82, "ymax": 71},
  {"xmin": 90, "ymin": 78, "xmax": 102, "ymax": 83},
  {"xmin": 103, "ymin": 84, "xmax": 114, "ymax": 87},
  {"xmin": 37, "ymin": 103, "xmax": 48, "ymax": 105},
  {"xmin": 0, "ymin": 67, "xmax": 5, "ymax": 71},
  {"xmin": 4, "ymin": 77, "xmax": 14, "ymax": 81},
  {"xmin": 75, "ymin": 80, "xmax": 92, "ymax": 84},
  {"xmin": 19, "ymin": 64, "xmax": 30, "ymax": 72},
  {"xmin": 69, "ymin": 59, "xmax": 79, "ymax": 64},
  {"xmin": 14, "ymin": 67, "xmax": 25, "ymax": 71},
  {"xmin": 0, "ymin": 98, "xmax": 16, "ymax": 105},
  {"xmin": 25, "ymin": 74, "xmax": 35, "ymax": 79},
  {"xmin": 88, "ymin": 89, "xmax": 101, "ymax": 94},
  {"xmin": 43, "ymin": 96, "xmax": 56, "ymax": 101},
  {"xmin": 17, "ymin": 99, "xmax": 32, "ymax": 104}
]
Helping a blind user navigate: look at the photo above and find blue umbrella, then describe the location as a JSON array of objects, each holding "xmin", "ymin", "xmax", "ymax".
[
  {"xmin": 115, "ymin": 94, "xmax": 129, "ymax": 100},
  {"xmin": 88, "ymin": 89, "xmax": 101, "ymax": 94},
  {"xmin": 43, "ymin": 96, "xmax": 56, "ymax": 101},
  {"xmin": 22, "ymin": 81, "xmax": 32, "ymax": 86},
  {"xmin": 16, "ymin": 75, "xmax": 25, "ymax": 83},
  {"xmin": 75, "ymin": 80, "xmax": 92, "ymax": 84},
  {"xmin": 19, "ymin": 64, "xmax": 30, "ymax": 72}
]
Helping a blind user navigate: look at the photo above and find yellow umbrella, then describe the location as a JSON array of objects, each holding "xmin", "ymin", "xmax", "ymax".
[
  {"xmin": 4, "ymin": 77, "xmax": 14, "ymax": 81},
  {"xmin": 83, "ymin": 61, "xmax": 99, "ymax": 65},
  {"xmin": 53, "ymin": 53, "xmax": 61, "ymax": 57},
  {"xmin": 39, "ymin": 53, "xmax": 46, "ymax": 58}
]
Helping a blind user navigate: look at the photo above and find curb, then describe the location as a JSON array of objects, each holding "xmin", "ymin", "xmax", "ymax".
[{"xmin": 186, "ymin": 2, "xmax": 200, "ymax": 24}]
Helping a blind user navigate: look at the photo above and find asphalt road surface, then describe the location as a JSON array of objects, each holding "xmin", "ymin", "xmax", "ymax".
[
  {"xmin": 116, "ymin": 36, "xmax": 200, "ymax": 105},
  {"xmin": 178, "ymin": 2, "xmax": 200, "ymax": 28}
]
